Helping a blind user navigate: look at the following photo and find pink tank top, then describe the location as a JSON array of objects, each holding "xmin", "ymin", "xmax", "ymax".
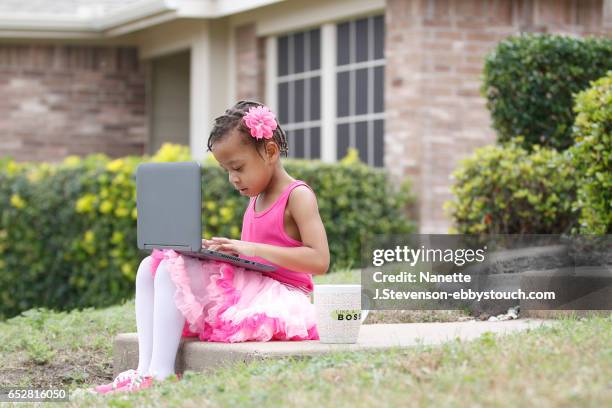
[{"xmin": 240, "ymin": 179, "xmax": 315, "ymax": 293}]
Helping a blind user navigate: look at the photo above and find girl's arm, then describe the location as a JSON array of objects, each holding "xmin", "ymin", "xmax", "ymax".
[
  {"xmin": 206, "ymin": 186, "xmax": 330, "ymax": 275},
  {"xmin": 253, "ymin": 185, "xmax": 330, "ymax": 274}
]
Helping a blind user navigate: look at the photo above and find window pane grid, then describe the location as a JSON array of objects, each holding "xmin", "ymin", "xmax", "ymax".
[
  {"xmin": 277, "ymin": 28, "xmax": 322, "ymax": 160},
  {"xmin": 335, "ymin": 14, "xmax": 385, "ymax": 167},
  {"xmin": 336, "ymin": 59, "xmax": 385, "ymax": 73},
  {"xmin": 278, "ymin": 70, "xmax": 322, "ymax": 82},
  {"xmin": 283, "ymin": 121, "xmax": 322, "ymax": 131},
  {"xmin": 275, "ymin": 15, "xmax": 384, "ymax": 166},
  {"xmin": 336, "ymin": 113, "xmax": 385, "ymax": 124}
]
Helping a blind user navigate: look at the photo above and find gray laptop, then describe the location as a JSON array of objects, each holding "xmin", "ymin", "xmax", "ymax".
[{"xmin": 135, "ymin": 161, "xmax": 276, "ymax": 273}]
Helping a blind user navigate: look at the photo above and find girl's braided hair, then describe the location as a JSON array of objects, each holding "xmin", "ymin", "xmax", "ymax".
[{"xmin": 207, "ymin": 100, "xmax": 288, "ymax": 158}]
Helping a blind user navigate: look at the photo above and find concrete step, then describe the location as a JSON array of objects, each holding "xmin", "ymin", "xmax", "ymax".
[
  {"xmin": 520, "ymin": 266, "xmax": 612, "ymax": 310},
  {"xmin": 521, "ymin": 310, "xmax": 611, "ymax": 319},
  {"xmin": 113, "ymin": 319, "xmax": 554, "ymax": 377}
]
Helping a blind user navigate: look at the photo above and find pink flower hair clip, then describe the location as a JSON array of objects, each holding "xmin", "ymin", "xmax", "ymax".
[{"xmin": 243, "ymin": 105, "xmax": 278, "ymax": 140}]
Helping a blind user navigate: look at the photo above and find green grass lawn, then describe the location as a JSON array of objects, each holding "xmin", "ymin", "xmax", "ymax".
[{"xmin": 0, "ymin": 268, "xmax": 610, "ymax": 407}]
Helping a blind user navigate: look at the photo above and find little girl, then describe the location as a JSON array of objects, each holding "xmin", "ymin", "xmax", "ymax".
[{"xmin": 93, "ymin": 100, "xmax": 329, "ymax": 394}]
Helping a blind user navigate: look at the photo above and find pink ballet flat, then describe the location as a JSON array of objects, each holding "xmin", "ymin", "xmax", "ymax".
[
  {"xmin": 109, "ymin": 373, "xmax": 155, "ymax": 393},
  {"xmin": 93, "ymin": 369, "xmax": 140, "ymax": 394},
  {"xmin": 110, "ymin": 372, "xmax": 182, "ymax": 393}
]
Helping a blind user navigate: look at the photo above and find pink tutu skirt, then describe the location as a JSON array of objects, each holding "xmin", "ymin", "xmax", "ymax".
[{"xmin": 149, "ymin": 249, "xmax": 319, "ymax": 343}]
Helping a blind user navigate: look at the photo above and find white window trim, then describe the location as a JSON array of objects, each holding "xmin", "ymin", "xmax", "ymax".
[
  {"xmin": 265, "ymin": 36, "xmax": 277, "ymax": 114},
  {"xmin": 265, "ymin": 14, "xmax": 384, "ymax": 165},
  {"xmin": 321, "ymin": 22, "xmax": 336, "ymax": 163}
]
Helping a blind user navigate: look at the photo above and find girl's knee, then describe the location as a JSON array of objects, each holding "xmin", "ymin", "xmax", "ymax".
[
  {"xmin": 139, "ymin": 255, "xmax": 154, "ymax": 268},
  {"xmin": 154, "ymin": 260, "xmax": 173, "ymax": 284},
  {"xmin": 136, "ymin": 256, "xmax": 154, "ymax": 283}
]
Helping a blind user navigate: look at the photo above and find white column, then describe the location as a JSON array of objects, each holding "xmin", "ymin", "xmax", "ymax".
[
  {"xmin": 265, "ymin": 36, "xmax": 277, "ymax": 111},
  {"xmin": 321, "ymin": 23, "xmax": 336, "ymax": 163},
  {"xmin": 190, "ymin": 22, "xmax": 210, "ymax": 162},
  {"xmin": 228, "ymin": 23, "xmax": 237, "ymax": 105}
]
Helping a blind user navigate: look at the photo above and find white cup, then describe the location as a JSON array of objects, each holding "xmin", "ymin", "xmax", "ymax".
[{"xmin": 313, "ymin": 284, "xmax": 370, "ymax": 344}]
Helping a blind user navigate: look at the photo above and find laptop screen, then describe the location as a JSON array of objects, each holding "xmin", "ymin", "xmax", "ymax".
[{"xmin": 136, "ymin": 161, "xmax": 202, "ymax": 252}]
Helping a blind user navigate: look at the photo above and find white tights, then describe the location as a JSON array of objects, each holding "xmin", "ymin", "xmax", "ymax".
[{"xmin": 134, "ymin": 256, "xmax": 186, "ymax": 380}]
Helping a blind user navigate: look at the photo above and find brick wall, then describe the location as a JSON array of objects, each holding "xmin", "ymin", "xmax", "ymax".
[
  {"xmin": 385, "ymin": 0, "xmax": 611, "ymax": 234},
  {"xmin": 0, "ymin": 44, "xmax": 146, "ymax": 162},
  {"xmin": 235, "ymin": 23, "xmax": 267, "ymax": 102}
]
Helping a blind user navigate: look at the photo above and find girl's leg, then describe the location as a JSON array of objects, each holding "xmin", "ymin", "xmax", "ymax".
[
  {"xmin": 135, "ymin": 256, "xmax": 155, "ymax": 374},
  {"xmin": 147, "ymin": 259, "xmax": 186, "ymax": 381}
]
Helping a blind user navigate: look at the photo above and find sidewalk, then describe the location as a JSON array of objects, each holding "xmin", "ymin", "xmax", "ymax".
[{"xmin": 113, "ymin": 318, "xmax": 556, "ymax": 376}]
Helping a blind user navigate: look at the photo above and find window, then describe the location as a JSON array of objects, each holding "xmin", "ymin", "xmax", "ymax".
[
  {"xmin": 276, "ymin": 28, "xmax": 321, "ymax": 159},
  {"xmin": 273, "ymin": 14, "xmax": 385, "ymax": 167},
  {"xmin": 336, "ymin": 15, "xmax": 385, "ymax": 167}
]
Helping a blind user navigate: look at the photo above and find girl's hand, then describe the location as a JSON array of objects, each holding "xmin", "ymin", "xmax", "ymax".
[
  {"xmin": 202, "ymin": 238, "xmax": 226, "ymax": 251},
  {"xmin": 202, "ymin": 238, "xmax": 237, "ymax": 256},
  {"xmin": 203, "ymin": 237, "xmax": 258, "ymax": 257}
]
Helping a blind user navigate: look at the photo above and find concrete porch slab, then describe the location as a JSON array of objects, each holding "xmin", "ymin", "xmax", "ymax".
[{"xmin": 113, "ymin": 319, "xmax": 555, "ymax": 376}]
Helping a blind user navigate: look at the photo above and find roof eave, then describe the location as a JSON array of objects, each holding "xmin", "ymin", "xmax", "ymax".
[{"xmin": 0, "ymin": 0, "xmax": 285, "ymax": 39}]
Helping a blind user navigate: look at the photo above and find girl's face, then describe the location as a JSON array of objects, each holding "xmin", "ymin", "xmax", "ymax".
[{"xmin": 211, "ymin": 128, "xmax": 277, "ymax": 197}]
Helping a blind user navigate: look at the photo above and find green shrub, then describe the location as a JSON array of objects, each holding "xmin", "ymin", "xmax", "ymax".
[
  {"xmin": 443, "ymin": 137, "xmax": 579, "ymax": 234},
  {"xmin": 0, "ymin": 145, "xmax": 416, "ymax": 319},
  {"xmin": 482, "ymin": 34, "xmax": 612, "ymax": 151},
  {"xmin": 567, "ymin": 72, "xmax": 612, "ymax": 234}
]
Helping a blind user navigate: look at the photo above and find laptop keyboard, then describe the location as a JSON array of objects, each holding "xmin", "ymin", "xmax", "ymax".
[
  {"xmin": 176, "ymin": 250, "xmax": 310, "ymax": 293},
  {"xmin": 193, "ymin": 249, "xmax": 260, "ymax": 266},
  {"xmin": 207, "ymin": 251, "xmax": 243, "ymax": 261}
]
